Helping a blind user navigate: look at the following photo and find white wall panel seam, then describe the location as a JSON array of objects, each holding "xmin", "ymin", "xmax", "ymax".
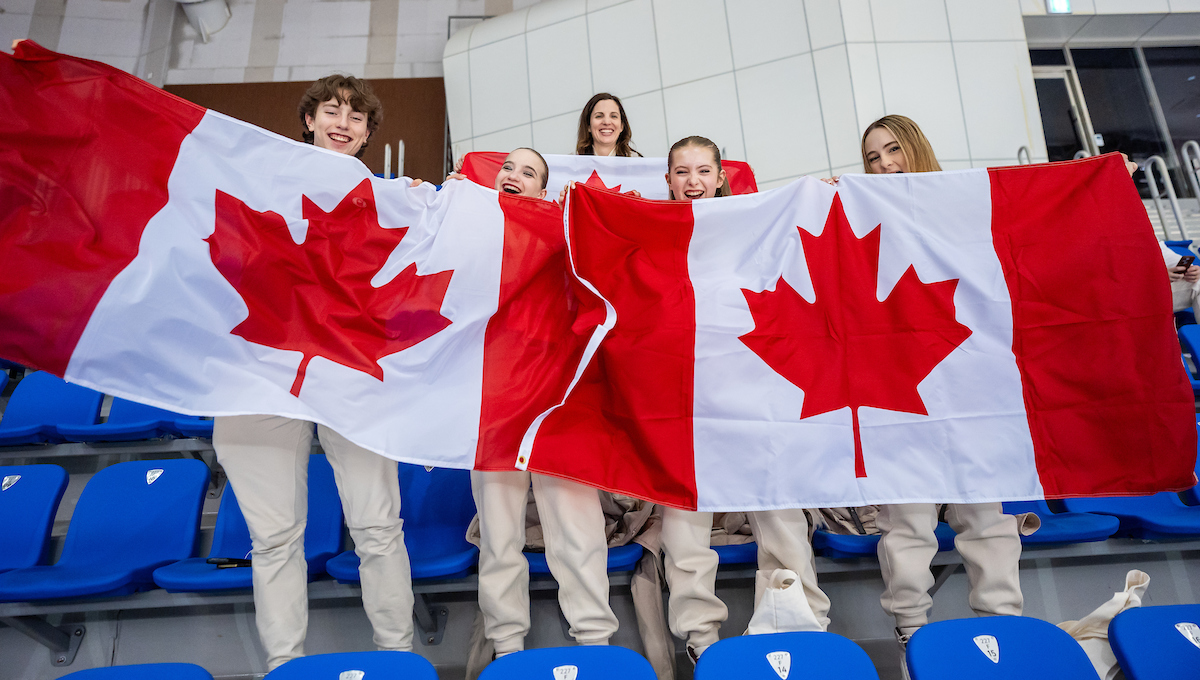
[
  {"xmin": 583, "ymin": 6, "xmax": 595, "ymax": 95},
  {"xmin": 722, "ymin": 0, "xmax": 749, "ymax": 168},
  {"xmin": 867, "ymin": 0, "xmax": 886, "ymax": 112},
  {"xmin": 649, "ymin": 0, "xmax": 670, "ymax": 150},
  {"xmin": 835, "ymin": 0, "xmax": 861, "ymax": 163},
  {"xmin": 943, "ymin": 0, "xmax": 973, "ymax": 163},
  {"xmin": 801, "ymin": 0, "xmax": 833, "ymax": 178},
  {"xmin": 523, "ymin": 10, "xmax": 535, "ymax": 140}
]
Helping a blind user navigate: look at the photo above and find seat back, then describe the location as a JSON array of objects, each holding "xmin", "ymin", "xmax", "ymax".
[
  {"xmin": 303, "ymin": 454, "xmax": 343, "ymax": 570},
  {"xmin": 0, "ymin": 371, "xmax": 102, "ymax": 432},
  {"xmin": 695, "ymin": 631, "xmax": 879, "ymax": 680},
  {"xmin": 265, "ymin": 651, "xmax": 437, "ymax": 680},
  {"xmin": 58, "ymin": 460, "xmax": 210, "ymax": 572},
  {"xmin": 59, "ymin": 662, "xmax": 214, "ymax": 679},
  {"xmin": 0, "ymin": 464, "xmax": 69, "ymax": 571},
  {"xmin": 105, "ymin": 398, "xmax": 185, "ymax": 424},
  {"xmin": 210, "ymin": 455, "xmax": 342, "ymax": 572},
  {"xmin": 1109, "ymin": 603, "xmax": 1200, "ymax": 679},
  {"xmin": 906, "ymin": 616, "xmax": 1096, "ymax": 679},
  {"xmin": 398, "ymin": 464, "xmax": 476, "ymax": 561},
  {"xmin": 479, "ymin": 646, "xmax": 656, "ymax": 680}
]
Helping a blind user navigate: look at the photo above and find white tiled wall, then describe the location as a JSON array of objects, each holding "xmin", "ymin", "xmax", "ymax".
[{"xmin": 444, "ymin": 0, "xmax": 1054, "ymax": 184}]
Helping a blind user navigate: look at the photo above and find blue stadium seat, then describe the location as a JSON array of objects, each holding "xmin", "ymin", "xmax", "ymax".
[
  {"xmin": 153, "ymin": 454, "xmax": 343, "ymax": 591},
  {"xmin": 713, "ymin": 541, "xmax": 758, "ymax": 565},
  {"xmin": 265, "ymin": 651, "xmax": 436, "ymax": 680},
  {"xmin": 525, "ymin": 542, "xmax": 644, "ymax": 574},
  {"xmin": 695, "ymin": 631, "xmax": 879, "ymax": 680},
  {"xmin": 0, "ymin": 459, "xmax": 209, "ymax": 601},
  {"xmin": 1165, "ymin": 240, "xmax": 1194, "ymax": 259},
  {"xmin": 1002, "ymin": 500, "xmax": 1120, "ymax": 546},
  {"xmin": 0, "ymin": 371, "xmax": 103, "ymax": 445},
  {"xmin": 0, "ymin": 370, "xmax": 8, "ymax": 394},
  {"xmin": 57, "ymin": 398, "xmax": 188, "ymax": 442},
  {"xmin": 1058, "ymin": 494, "xmax": 1200, "ymax": 539},
  {"xmin": 1179, "ymin": 326, "xmax": 1200, "ymax": 369},
  {"xmin": 906, "ymin": 616, "xmax": 1096, "ymax": 679},
  {"xmin": 479, "ymin": 645, "xmax": 655, "ymax": 680},
  {"xmin": 1181, "ymin": 354, "xmax": 1200, "ymax": 394},
  {"xmin": 1109, "ymin": 603, "xmax": 1200, "ymax": 679},
  {"xmin": 173, "ymin": 417, "xmax": 214, "ymax": 438},
  {"xmin": 326, "ymin": 464, "xmax": 478, "ymax": 583},
  {"xmin": 814, "ymin": 522, "xmax": 956, "ymax": 559},
  {"xmin": 0, "ymin": 464, "xmax": 69, "ymax": 573},
  {"xmin": 60, "ymin": 663, "xmax": 213, "ymax": 679}
]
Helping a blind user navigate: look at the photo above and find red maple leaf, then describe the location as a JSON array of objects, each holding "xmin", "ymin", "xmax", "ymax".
[
  {"xmin": 583, "ymin": 169, "xmax": 621, "ymax": 193},
  {"xmin": 206, "ymin": 178, "xmax": 453, "ymax": 397},
  {"xmin": 739, "ymin": 194, "xmax": 971, "ymax": 478}
]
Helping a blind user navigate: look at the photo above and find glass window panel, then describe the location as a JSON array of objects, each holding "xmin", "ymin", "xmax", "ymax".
[
  {"xmin": 1034, "ymin": 77, "xmax": 1084, "ymax": 162},
  {"xmin": 1144, "ymin": 46, "xmax": 1200, "ymax": 161},
  {"xmin": 1030, "ymin": 49, "xmax": 1068, "ymax": 67}
]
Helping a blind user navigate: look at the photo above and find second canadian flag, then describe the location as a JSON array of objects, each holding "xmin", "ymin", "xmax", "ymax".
[{"xmin": 522, "ymin": 156, "xmax": 1196, "ymax": 512}]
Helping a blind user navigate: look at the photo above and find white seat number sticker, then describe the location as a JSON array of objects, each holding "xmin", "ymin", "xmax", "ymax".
[{"xmin": 973, "ymin": 635, "xmax": 1000, "ymax": 663}]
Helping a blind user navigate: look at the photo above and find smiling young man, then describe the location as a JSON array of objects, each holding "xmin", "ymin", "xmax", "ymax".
[{"xmin": 214, "ymin": 74, "xmax": 416, "ymax": 671}]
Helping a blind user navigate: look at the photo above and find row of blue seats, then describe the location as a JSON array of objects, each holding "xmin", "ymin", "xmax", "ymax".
[
  {"xmin": 46, "ymin": 607, "xmax": 1200, "ymax": 680},
  {"xmin": 0, "ymin": 371, "xmax": 213, "ymax": 445},
  {"xmin": 7, "ymin": 451, "xmax": 1200, "ymax": 605}
]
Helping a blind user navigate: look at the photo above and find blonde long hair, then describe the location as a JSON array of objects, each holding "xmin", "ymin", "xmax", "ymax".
[{"xmin": 860, "ymin": 115, "xmax": 942, "ymax": 174}]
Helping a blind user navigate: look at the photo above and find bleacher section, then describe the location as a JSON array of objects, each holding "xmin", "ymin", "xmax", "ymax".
[{"xmin": 1, "ymin": 347, "xmax": 1200, "ymax": 679}]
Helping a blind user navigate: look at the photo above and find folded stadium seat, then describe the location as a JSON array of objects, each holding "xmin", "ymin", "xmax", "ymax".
[
  {"xmin": 56, "ymin": 398, "xmax": 191, "ymax": 442},
  {"xmin": 525, "ymin": 543, "xmax": 644, "ymax": 574},
  {"xmin": 1165, "ymin": 240, "xmax": 1194, "ymax": 259},
  {"xmin": 326, "ymin": 464, "xmax": 479, "ymax": 583},
  {"xmin": 1181, "ymin": 354, "xmax": 1200, "ymax": 394},
  {"xmin": 0, "ymin": 371, "xmax": 103, "ymax": 446},
  {"xmin": 905, "ymin": 616, "xmax": 1096, "ymax": 679},
  {"xmin": 0, "ymin": 459, "xmax": 209, "ymax": 601},
  {"xmin": 0, "ymin": 370, "xmax": 8, "ymax": 394},
  {"xmin": 694, "ymin": 631, "xmax": 879, "ymax": 680},
  {"xmin": 1057, "ymin": 494, "xmax": 1200, "ymax": 540},
  {"xmin": 1001, "ymin": 500, "xmax": 1119, "ymax": 546},
  {"xmin": 813, "ymin": 522, "xmax": 956, "ymax": 559},
  {"xmin": 1109, "ymin": 603, "xmax": 1200, "ymax": 679},
  {"xmin": 0, "ymin": 464, "xmax": 69, "ymax": 573},
  {"xmin": 173, "ymin": 417, "xmax": 214, "ymax": 438},
  {"xmin": 153, "ymin": 454, "xmax": 343, "ymax": 591},
  {"xmin": 265, "ymin": 651, "xmax": 437, "ymax": 680},
  {"xmin": 1179, "ymin": 325, "xmax": 1200, "ymax": 368},
  {"xmin": 479, "ymin": 645, "xmax": 655, "ymax": 680},
  {"xmin": 59, "ymin": 663, "xmax": 214, "ymax": 679}
]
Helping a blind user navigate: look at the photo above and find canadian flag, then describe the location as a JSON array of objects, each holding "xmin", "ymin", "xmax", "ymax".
[
  {"xmin": 0, "ymin": 41, "xmax": 587, "ymax": 471},
  {"xmin": 459, "ymin": 152, "xmax": 760, "ymax": 199},
  {"xmin": 520, "ymin": 163, "xmax": 1198, "ymax": 511}
]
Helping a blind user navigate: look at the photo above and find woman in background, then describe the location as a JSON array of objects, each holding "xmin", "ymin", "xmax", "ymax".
[{"xmin": 575, "ymin": 93, "xmax": 641, "ymax": 157}]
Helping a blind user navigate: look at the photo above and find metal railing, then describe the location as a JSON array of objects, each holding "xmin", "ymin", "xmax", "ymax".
[
  {"xmin": 1017, "ymin": 146, "xmax": 1031, "ymax": 165},
  {"xmin": 1182, "ymin": 140, "xmax": 1200, "ymax": 209},
  {"xmin": 1073, "ymin": 149, "xmax": 1092, "ymax": 160},
  {"xmin": 1144, "ymin": 155, "xmax": 1189, "ymax": 240},
  {"xmin": 382, "ymin": 141, "xmax": 406, "ymax": 180}
]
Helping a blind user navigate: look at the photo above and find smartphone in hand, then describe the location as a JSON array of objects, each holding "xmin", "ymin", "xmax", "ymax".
[{"xmin": 1179, "ymin": 255, "xmax": 1196, "ymax": 269}]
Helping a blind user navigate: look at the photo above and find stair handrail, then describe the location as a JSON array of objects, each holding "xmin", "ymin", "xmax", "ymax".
[
  {"xmin": 1073, "ymin": 149, "xmax": 1092, "ymax": 160},
  {"xmin": 1017, "ymin": 146, "xmax": 1031, "ymax": 165},
  {"xmin": 1182, "ymin": 140, "xmax": 1200, "ymax": 204},
  {"xmin": 1144, "ymin": 154, "xmax": 1189, "ymax": 240}
]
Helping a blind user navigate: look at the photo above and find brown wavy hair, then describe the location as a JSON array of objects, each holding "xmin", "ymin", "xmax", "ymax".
[
  {"xmin": 860, "ymin": 114, "xmax": 941, "ymax": 174},
  {"xmin": 575, "ymin": 93, "xmax": 641, "ymax": 157},
  {"xmin": 666, "ymin": 136, "xmax": 729, "ymax": 199},
  {"xmin": 298, "ymin": 74, "xmax": 383, "ymax": 159}
]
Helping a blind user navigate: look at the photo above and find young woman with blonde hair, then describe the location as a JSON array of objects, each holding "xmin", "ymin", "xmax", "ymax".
[
  {"xmin": 660, "ymin": 137, "xmax": 831, "ymax": 663},
  {"xmin": 859, "ymin": 114, "xmax": 1024, "ymax": 665}
]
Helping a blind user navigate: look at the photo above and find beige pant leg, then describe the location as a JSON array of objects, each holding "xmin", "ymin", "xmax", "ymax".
[
  {"xmin": 876, "ymin": 503, "xmax": 939, "ymax": 631},
  {"xmin": 213, "ymin": 414, "xmax": 311, "ymax": 670},
  {"xmin": 660, "ymin": 508, "xmax": 726, "ymax": 649},
  {"xmin": 533, "ymin": 474, "xmax": 617, "ymax": 644},
  {"xmin": 945, "ymin": 503, "xmax": 1023, "ymax": 617},
  {"xmin": 747, "ymin": 509, "xmax": 831, "ymax": 629},
  {"xmin": 471, "ymin": 469, "xmax": 532, "ymax": 653},
  {"xmin": 317, "ymin": 426, "xmax": 414, "ymax": 651}
]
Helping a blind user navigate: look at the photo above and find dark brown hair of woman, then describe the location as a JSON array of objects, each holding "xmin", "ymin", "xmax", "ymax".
[{"xmin": 574, "ymin": 93, "xmax": 642, "ymax": 157}]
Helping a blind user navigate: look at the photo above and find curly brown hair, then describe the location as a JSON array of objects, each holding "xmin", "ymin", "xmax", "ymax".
[{"xmin": 297, "ymin": 74, "xmax": 383, "ymax": 158}]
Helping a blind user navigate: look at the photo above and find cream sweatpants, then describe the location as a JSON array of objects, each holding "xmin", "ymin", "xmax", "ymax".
[
  {"xmin": 214, "ymin": 414, "xmax": 415, "ymax": 670},
  {"xmin": 660, "ymin": 508, "xmax": 726, "ymax": 650},
  {"xmin": 747, "ymin": 509, "xmax": 831, "ymax": 630},
  {"xmin": 876, "ymin": 502, "xmax": 1022, "ymax": 631},
  {"xmin": 471, "ymin": 470, "xmax": 617, "ymax": 653}
]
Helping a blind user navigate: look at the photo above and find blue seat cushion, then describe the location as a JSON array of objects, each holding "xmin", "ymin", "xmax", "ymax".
[
  {"xmin": 60, "ymin": 662, "xmax": 214, "ymax": 679},
  {"xmin": 1003, "ymin": 501, "xmax": 1119, "ymax": 545},
  {"xmin": 815, "ymin": 522, "xmax": 955, "ymax": 558},
  {"xmin": 57, "ymin": 419, "xmax": 177, "ymax": 442},
  {"xmin": 0, "ymin": 561, "xmax": 172, "ymax": 601},
  {"xmin": 0, "ymin": 424, "xmax": 60, "ymax": 446},
  {"xmin": 1060, "ymin": 495, "xmax": 1200, "ymax": 539},
  {"xmin": 326, "ymin": 534, "xmax": 480, "ymax": 583},
  {"xmin": 1109, "ymin": 603, "xmax": 1200, "ymax": 679},
  {"xmin": 174, "ymin": 418, "xmax": 214, "ymax": 438},
  {"xmin": 525, "ymin": 543, "xmax": 643, "ymax": 575},
  {"xmin": 713, "ymin": 541, "xmax": 757, "ymax": 565}
]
